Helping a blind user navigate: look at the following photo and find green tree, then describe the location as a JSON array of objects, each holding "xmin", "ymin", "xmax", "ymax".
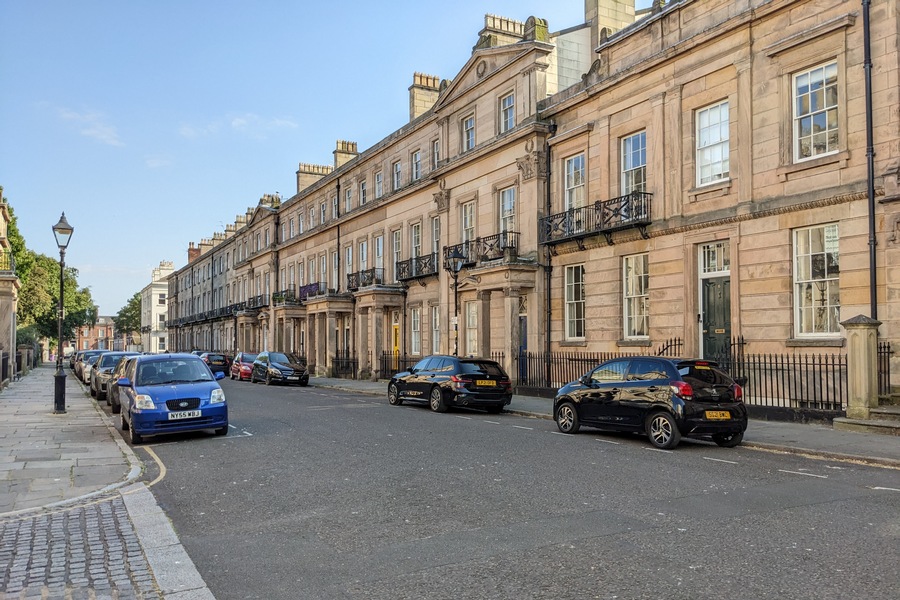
[
  {"xmin": 113, "ymin": 292, "xmax": 142, "ymax": 335},
  {"xmin": 2, "ymin": 195, "xmax": 34, "ymax": 282}
]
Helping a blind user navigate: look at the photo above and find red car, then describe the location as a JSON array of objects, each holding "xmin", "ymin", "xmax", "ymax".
[{"xmin": 229, "ymin": 352, "xmax": 257, "ymax": 381}]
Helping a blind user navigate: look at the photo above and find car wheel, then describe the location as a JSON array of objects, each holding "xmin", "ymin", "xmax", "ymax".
[
  {"xmin": 646, "ymin": 411, "xmax": 681, "ymax": 449},
  {"xmin": 120, "ymin": 410, "xmax": 128, "ymax": 431},
  {"xmin": 90, "ymin": 385, "xmax": 96, "ymax": 398},
  {"xmin": 429, "ymin": 386, "xmax": 448, "ymax": 413},
  {"xmin": 555, "ymin": 401, "xmax": 580, "ymax": 434},
  {"xmin": 229, "ymin": 371, "xmax": 235, "ymax": 380},
  {"xmin": 111, "ymin": 398, "xmax": 121, "ymax": 414},
  {"xmin": 299, "ymin": 381, "xmax": 308, "ymax": 387},
  {"xmin": 97, "ymin": 390, "xmax": 105, "ymax": 401},
  {"xmin": 265, "ymin": 373, "xmax": 273, "ymax": 385},
  {"xmin": 127, "ymin": 418, "xmax": 143, "ymax": 445},
  {"xmin": 712, "ymin": 431, "xmax": 744, "ymax": 448},
  {"xmin": 249, "ymin": 371, "xmax": 256, "ymax": 384},
  {"xmin": 214, "ymin": 425, "xmax": 229, "ymax": 437},
  {"xmin": 388, "ymin": 383, "xmax": 403, "ymax": 406}
]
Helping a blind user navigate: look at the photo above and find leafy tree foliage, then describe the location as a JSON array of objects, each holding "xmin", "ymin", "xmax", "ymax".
[
  {"xmin": 3, "ymin": 195, "xmax": 95, "ymax": 345},
  {"xmin": 113, "ymin": 292, "xmax": 142, "ymax": 335}
]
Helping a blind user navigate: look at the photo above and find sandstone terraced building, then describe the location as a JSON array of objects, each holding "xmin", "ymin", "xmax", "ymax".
[{"xmin": 166, "ymin": 0, "xmax": 900, "ymax": 392}]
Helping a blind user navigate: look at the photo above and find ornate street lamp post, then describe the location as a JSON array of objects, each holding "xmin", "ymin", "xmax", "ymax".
[
  {"xmin": 444, "ymin": 247, "xmax": 467, "ymax": 357},
  {"xmin": 52, "ymin": 213, "xmax": 74, "ymax": 414}
]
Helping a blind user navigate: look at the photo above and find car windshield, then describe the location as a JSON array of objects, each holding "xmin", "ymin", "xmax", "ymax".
[
  {"xmin": 241, "ymin": 354, "xmax": 257, "ymax": 363},
  {"xmin": 136, "ymin": 360, "xmax": 213, "ymax": 386},
  {"xmin": 86, "ymin": 355, "xmax": 100, "ymax": 366},
  {"xmin": 269, "ymin": 353, "xmax": 301, "ymax": 364},
  {"xmin": 459, "ymin": 361, "xmax": 505, "ymax": 377},
  {"xmin": 99, "ymin": 354, "xmax": 125, "ymax": 368}
]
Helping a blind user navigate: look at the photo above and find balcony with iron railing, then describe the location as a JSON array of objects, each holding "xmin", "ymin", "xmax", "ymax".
[
  {"xmin": 442, "ymin": 231, "xmax": 520, "ymax": 270},
  {"xmin": 347, "ymin": 268, "xmax": 386, "ymax": 291},
  {"xmin": 0, "ymin": 249, "xmax": 15, "ymax": 274},
  {"xmin": 297, "ymin": 282, "xmax": 326, "ymax": 301},
  {"xmin": 396, "ymin": 253, "xmax": 438, "ymax": 282},
  {"xmin": 272, "ymin": 287, "xmax": 299, "ymax": 305},
  {"xmin": 540, "ymin": 191, "xmax": 652, "ymax": 246}
]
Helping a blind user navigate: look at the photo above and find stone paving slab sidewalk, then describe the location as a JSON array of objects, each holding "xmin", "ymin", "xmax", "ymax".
[{"xmin": 0, "ymin": 365, "xmax": 214, "ymax": 599}]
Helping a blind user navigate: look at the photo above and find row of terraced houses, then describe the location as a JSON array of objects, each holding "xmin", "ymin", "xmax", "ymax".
[{"xmin": 164, "ymin": 0, "xmax": 900, "ymax": 403}]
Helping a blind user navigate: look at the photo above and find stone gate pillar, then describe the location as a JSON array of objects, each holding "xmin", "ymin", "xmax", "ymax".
[{"xmin": 841, "ymin": 315, "xmax": 881, "ymax": 419}]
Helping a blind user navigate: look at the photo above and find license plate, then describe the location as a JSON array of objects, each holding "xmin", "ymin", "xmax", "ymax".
[
  {"xmin": 705, "ymin": 410, "xmax": 731, "ymax": 420},
  {"xmin": 212, "ymin": 361, "xmax": 224, "ymax": 365},
  {"xmin": 168, "ymin": 410, "xmax": 202, "ymax": 420},
  {"xmin": 476, "ymin": 379, "xmax": 496, "ymax": 386},
  {"xmin": 287, "ymin": 376, "xmax": 299, "ymax": 380}
]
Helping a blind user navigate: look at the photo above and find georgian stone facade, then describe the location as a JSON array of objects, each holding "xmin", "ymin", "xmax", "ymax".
[{"xmin": 165, "ymin": 0, "xmax": 900, "ymax": 382}]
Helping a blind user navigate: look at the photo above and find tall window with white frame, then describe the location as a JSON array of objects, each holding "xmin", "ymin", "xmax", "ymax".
[
  {"xmin": 359, "ymin": 239, "xmax": 368, "ymax": 272},
  {"xmin": 299, "ymin": 213, "xmax": 304, "ymax": 234},
  {"xmin": 431, "ymin": 216, "xmax": 441, "ymax": 257},
  {"xmin": 345, "ymin": 246, "xmax": 353, "ymax": 283},
  {"xmin": 623, "ymin": 254, "xmax": 649, "ymax": 338},
  {"xmin": 696, "ymin": 101, "xmax": 730, "ymax": 186},
  {"xmin": 622, "ymin": 131, "xmax": 647, "ymax": 194},
  {"xmin": 462, "ymin": 202, "xmax": 475, "ymax": 243},
  {"xmin": 462, "ymin": 114, "xmax": 475, "ymax": 152},
  {"xmin": 410, "ymin": 223, "xmax": 422, "ymax": 276},
  {"xmin": 375, "ymin": 235, "xmax": 384, "ymax": 270},
  {"xmin": 432, "ymin": 139, "xmax": 440, "ymax": 170},
  {"xmin": 319, "ymin": 203, "xmax": 326, "ymax": 225},
  {"xmin": 319, "ymin": 255, "xmax": 327, "ymax": 290},
  {"xmin": 359, "ymin": 181, "xmax": 367, "ymax": 206},
  {"xmin": 794, "ymin": 223, "xmax": 840, "ymax": 335},
  {"xmin": 332, "ymin": 196, "xmax": 339, "ymax": 219},
  {"xmin": 500, "ymin": 93, "xmax": 515, "ymax": 133},
  {"xmin": 412, "ymin": 150, "xmax": 421, "ymax": 181},
  {"xmin": 564, "ymin": 265, "xmax": 585, "ymax": 340},
  {"xmin": 499, "ymin": 187, "xmax": 516, "ymax": 236},
  {"xmin": 375, "ymin": 172, "xmax": 383, "ymax": 198},
  {"xmin": 794, "ymin": 62, "xmax": 838, "ymax": 162},
  {"xmin": 465, "ymin": 301, "xmax": 478, "ymax": 356},
  {"xmin": 290, "ymin": 217, "xmax": 296, "ymax": 238},
  {"xmin": 344, "ymin": 188, "xmax": 352, "ymax": 213},
  {"xmin": 431, "ymin": 305, "xmax": 441, "ymax": 354},
  {"xmin": 392, "ymin": 161, "xmax": 402, "ymax": 191},
  {"xmin": 411, "ymin": 308, "xmax": 421, "ymax": 355},
  {"xmin": 392, "ymin": 229, "xmax": 401, "ymax": 283},
  {"xmin": 331, "ymin": 251, "xmax": 339, "ymax": 291},
  {"xmin": 565, "ymin": 153, "xmax": 585, "ymax": 234}
]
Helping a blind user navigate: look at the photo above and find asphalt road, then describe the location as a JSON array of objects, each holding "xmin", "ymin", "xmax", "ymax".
[{"xmin": 125, "ymin": 379, "xmax": 900, "ymax": 600}]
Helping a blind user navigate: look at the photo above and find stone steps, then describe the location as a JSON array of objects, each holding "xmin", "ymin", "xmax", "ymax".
[{"xmin": 834, "ymin": 406, "xmax": 900, "ymax": 435}]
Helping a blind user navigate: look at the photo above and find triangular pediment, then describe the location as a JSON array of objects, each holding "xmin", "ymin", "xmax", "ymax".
[
  {"xmin": 246, "ymin": 204, "xmax": 277, "ymax": 228},
  {"xmin": 433, "ymin": 41, "xmax": 549, "ymax": 112}
]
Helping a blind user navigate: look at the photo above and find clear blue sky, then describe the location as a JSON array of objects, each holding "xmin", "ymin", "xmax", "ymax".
[{"xmin": 1, "ymin": 0, "xmax": 649, "ymax": 316}]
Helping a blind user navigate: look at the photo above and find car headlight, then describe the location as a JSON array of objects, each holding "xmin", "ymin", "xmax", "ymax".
[
  {"xmin": 134, "ymin": 394, "xmax": 155, "ymax": 410},
  {"xmin": 210, "ymin": 389, "xmax": 225, "ymax": 404}
]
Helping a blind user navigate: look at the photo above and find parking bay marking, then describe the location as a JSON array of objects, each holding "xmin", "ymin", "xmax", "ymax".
[
  {"xmin": 703, "ymin": 456, "xmax": 738, "ymax": 465},
  {"xmin": 779, "ymin": 469, "xmax": 828, "ymax": 479}
]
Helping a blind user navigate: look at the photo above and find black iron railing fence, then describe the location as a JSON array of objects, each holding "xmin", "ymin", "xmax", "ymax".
[
  {"xmin": 396, "ymin": 255, "xmax": 437, "ymax": 281},
  {"xmin": 333, "ymin": 351, "xmax": 359, "ymax": 378},
  {"xmin": 517, "ymin": 337, "xmax": 893, "ymax": 413},
  {"xmin": 348, "ymin": 268, "xmax": 386, "ymax": 290}
]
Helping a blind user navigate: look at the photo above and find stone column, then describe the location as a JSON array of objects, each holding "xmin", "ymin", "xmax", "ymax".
[
  {"xmin": 477, "ymin": 291, "xmax": 492, "ymax": 358},
  {"xmin": 326, "ymin": 311, "xmax": 338, "ymax": 376},
  {"xmin": 373, "ymin": 307, "xmax": 385, "ymax": 379},
  {"xmin": 841, "ymin": 315, "xmax": 881, "ymax": 419},
  {"xmin": 504, "ymin": 288, "xmax": 521, "ymax": 384},
  {"xmin": 357, "ymin": 307, "xmax": 370, "ymax": 378},
  {"xmin": 736, "ymin": 57, "xmax": 753, "ymax": 204}
]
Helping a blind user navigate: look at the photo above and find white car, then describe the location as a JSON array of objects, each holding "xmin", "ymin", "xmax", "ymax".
[{"xmin": 82, "ymin": 354, "xmax": 103, "ymax": 385}]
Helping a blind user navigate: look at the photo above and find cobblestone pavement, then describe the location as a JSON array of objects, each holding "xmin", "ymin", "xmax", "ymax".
[{"xmin": 0, "ymin": 493, "xmax": 162, "ymax": 599}]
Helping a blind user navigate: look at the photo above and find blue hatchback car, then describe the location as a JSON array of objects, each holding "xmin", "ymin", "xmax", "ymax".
[{"xmin": 116, "ymin": 353, "xmax": 228, "ymax": 444}]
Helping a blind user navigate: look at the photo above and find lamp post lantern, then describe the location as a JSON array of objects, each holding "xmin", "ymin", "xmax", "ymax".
[
  {"xmin": 444, "ymin": 247, "xmax": 467, "ymax": 357},
  {"xmin": 52, "ymin": 213, "xmax": 74, "ymax": 414}
]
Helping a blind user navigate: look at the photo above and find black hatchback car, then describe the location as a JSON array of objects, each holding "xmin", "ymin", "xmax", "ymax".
[
  {"xmin": 554, "ymin": 356, "xmax": 747, "ymax": 449},
  {"xmin": 388, "ymin": 355, "xmax": 512, "ymax": 413},
  {"xmin": 250, "ymin": 351, "xmax": 309, "ymax": 386}
]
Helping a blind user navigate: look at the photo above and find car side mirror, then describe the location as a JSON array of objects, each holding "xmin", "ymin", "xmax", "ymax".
[
  {"xmin": 734, "ymin": 376, "xmax": 748, "ymax": 387},
  {"xmin": 580, "ymin": 375, "xmax": 592, "ymax": 386},
  {"xmin": 215, "ymin": 371, "xmax": 225, "ymax": 380},
  {"xmin": 409, "ymin": 367, "xmax": 417, "ymax": 374},
  {"xmin": 117, "ymin": 377, "xmax": 132, "ymax": 388}
]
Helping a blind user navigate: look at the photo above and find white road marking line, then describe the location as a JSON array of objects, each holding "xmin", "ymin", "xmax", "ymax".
[
  {"xmin": 643, "ymin": 447, "xmax": 673, "ymax": 454},
  {"xmin": 871, "ymin": 487, "xmax": 900, "ymax": 492},
  {"xmin": 513, "ymin": 425, "xmax": 533, "ymax": 431},
  {"xmin": 484, "ymin": 420, "xmax": 501, "ymax": 425},
  {"xmin": 703, "ymin": 456, "xmax": 738, "ymax": 464},
  {"xmin": 596, "ymin": 439, "xmax": 621, "ymax": 445},
  {"xmin": 779, "ymin": 469, "xmax": 827, "ymax": 479},
  {"xmin": 550, "ymin": 431, "xmax": 570, "ymax": 436},
  {"xmin": 456, "ymin": 416, "xmax": 472, "ymax": 420}
]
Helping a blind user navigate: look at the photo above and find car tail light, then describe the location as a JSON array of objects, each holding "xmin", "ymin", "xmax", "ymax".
[
  {"xmin": 449, "ymin": 374, "xmax": 471, "ymax": 390},
  {"xmin": 732, "ymin": 383, "xmax": 744, "ymax": 402},
  {"xmin": 500, "ymin": 378, "xmax": 511, "ymax": 390},
  {"xmin": 669, "ymin": 380, "xmax": 693, "ymax": 400}
]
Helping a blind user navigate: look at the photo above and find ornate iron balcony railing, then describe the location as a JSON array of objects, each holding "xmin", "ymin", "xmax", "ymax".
[
  {"xmin": 348, "ymin": 268, "xmax": 386, "ymax": 290},
  {"xmin": 396, "ymin": 254, "xmax": 438, "ymax": 282},
  {"xmin": 540, "ymin": 192, "xmax": 652, "ymax": 246}
]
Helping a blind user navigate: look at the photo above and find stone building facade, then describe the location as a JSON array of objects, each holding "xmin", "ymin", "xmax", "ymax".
[
  {"xmin": 165, "ymin": 0, "xmax": 900, "ymax": 383},
  {"xmin": 140, "ymin": 261, "xmax": 173, "ymax": 353},
  {"xmin": 76, "ymin": 316, "xmax": 115, "ymax": 351}
]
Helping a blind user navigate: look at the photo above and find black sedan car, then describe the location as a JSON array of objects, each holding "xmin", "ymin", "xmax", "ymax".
[
  {"xmin": 388, "ymin": 355, "xmax": 512, "ymax": 413},
  {"xmin": 553, "ymin": 356, "xmax": 747, "ymax": 449},
  {"xmin": 199, "ymin": 352, "xmax": 228, "ymax": 375},
  {"xmin": 250, "ymin": 351, "xmax": 309, "ymax": 386}
]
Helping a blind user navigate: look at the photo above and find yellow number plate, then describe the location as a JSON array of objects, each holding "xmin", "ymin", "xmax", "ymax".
[
  {"xmin": 705, "ymin": 410, "xmax": 731, "ymax": 420},
  {"xmin": 476, "ymin": 379, "xmax": 496, "ymax": 386}
]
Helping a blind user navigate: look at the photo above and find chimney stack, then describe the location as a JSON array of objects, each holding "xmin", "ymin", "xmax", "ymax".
[
  {"xmin": 297, "ymin": 163, "xmax": 333, "ymax": 193},
  {"xmin": 333, "ymin": 140, "xmax": 359, "ymax": 169},
  {"xmin": 409, "ymin": 73, "xmax": 440, "ymax": 121},
  {"xmin": 187, "ymin": 242, "xmax": 200, "ymax": 263}
]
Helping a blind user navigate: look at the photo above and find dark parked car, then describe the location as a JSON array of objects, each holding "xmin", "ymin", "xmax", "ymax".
[
  {"xmin": 553, "ymin": 356, "xmax": 747, "ymax": 449},
  {"xmin": 387, "ymin": 355, "xmax": 512, "ymax": 414},
  {"xmin": 91, "ymin": 351, "xmax": 139, "ymax": 400},
  {"xmin": 250, "ymin": 351, "xmax": 309, "ymax": 386},
  {"xmin": 116, "ymin": 353, "xmax": 228, "ymax": 444},
  {"xmin": 229, "ymin": 352, "xmax": 257, "ymax": 381},
  {"xmin": 108, "ymin": 355, "xmax": 138, "ymax": 414},
  {"xmin": 199, "ymin": 352, "xmax": 228, "ymax": 375}
]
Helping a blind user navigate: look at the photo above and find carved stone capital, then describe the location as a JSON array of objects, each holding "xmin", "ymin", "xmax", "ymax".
[
  {"xmin": 433, "ymin": 188, "xmax": 451, "ymax": 213},
  {"xmin": 516, "ymin": 150, "xmax": 547, "ymax": 181}
]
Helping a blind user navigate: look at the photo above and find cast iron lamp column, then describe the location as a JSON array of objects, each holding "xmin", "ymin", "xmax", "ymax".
[
  {"xmin": 444, "ymin": 248, "xmax": 466, "ymax": 357},
  {"xmin": 52, "ymin": 213, "xmax": 74, "ymax": 414}
]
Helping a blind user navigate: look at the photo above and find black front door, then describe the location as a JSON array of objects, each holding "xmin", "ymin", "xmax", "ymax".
[{"xmin": 702, "ymin": 276, "xmax": 731, "ymax": 360}]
